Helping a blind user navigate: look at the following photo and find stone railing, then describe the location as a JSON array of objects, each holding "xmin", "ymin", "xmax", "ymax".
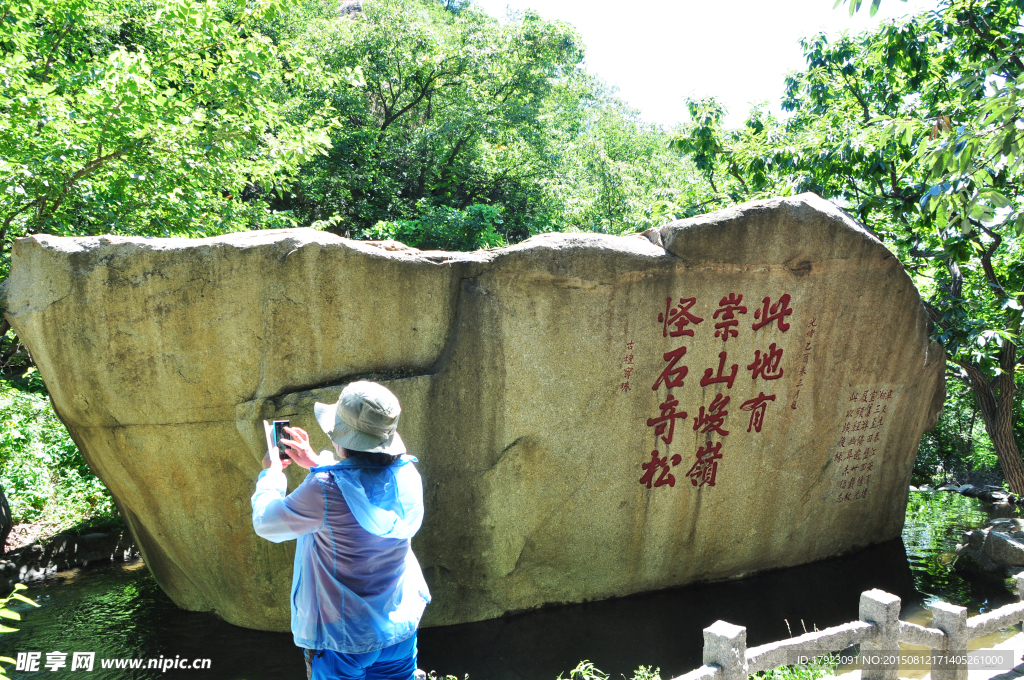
[{"xmin": 674, "ymin": 575, "xmax": 1024, "ymax": 680}]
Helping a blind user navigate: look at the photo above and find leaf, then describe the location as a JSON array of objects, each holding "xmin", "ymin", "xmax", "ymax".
[
  {"xmin": 1014, "ymin": 214, "xmax": 1024, "ymax": 236},
  {"xmin": 9, "ymin": 593, "xmax": 38, "ymax": 606},
  {"xmin": 936, "ymin": 200, "xmax": 949, "ymax": 229},
  {"xmin": 0, "ymin": 610, "xmax": 21, "ymax": 620},
  {"xmin": 979, "ymin": 189, "xmax": 1012, "ymax": 208}
]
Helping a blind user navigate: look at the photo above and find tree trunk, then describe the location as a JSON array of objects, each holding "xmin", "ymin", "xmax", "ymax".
[
  {"xmin": 959, "ymin": 344, "xmax": 1024, "ymax": 495},
  {"xmin": 990, "ymin": 414, "xmax": 1024, "ymax": 495}
]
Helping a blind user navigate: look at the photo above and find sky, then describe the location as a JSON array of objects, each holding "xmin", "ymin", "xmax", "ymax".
[{"xmin": 472, "ymin": 0, "xmax": 936, "ymax": 128}]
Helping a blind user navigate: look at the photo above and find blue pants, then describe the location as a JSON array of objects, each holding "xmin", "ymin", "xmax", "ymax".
[{"xmin": 306, "ymin": 633, "xmax": 418, "ymax": 680}]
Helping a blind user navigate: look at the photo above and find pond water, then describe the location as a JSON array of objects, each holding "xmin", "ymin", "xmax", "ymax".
[{"xmin": 1, "ymin": 491, "xmax": 1020, "ymax": 680}]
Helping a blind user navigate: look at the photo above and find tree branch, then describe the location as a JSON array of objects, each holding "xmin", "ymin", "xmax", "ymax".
[
  {"xmin": 971, "ymin": 220, "xmax": 1011, "ymax": 298},
  {"xmin": 963, "ymin": 2, "xmax": 1024, "ymax": 76}
]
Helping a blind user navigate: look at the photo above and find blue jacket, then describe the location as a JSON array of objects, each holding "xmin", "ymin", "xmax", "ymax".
[{"xmin": 251, "ymin": 456, "xmax": 430, "ymax": 654}]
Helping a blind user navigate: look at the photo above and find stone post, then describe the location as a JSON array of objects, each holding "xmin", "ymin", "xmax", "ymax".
[
  {"xmin": 1016, "ymin": 572, "xmax": 1024, "ymax": 600},
  {"xmin": 859, "ymin": 589, "xmax": 901, "ymax": 680},
  {"xmin": 703, "ymin": 620, "xmax": 747, "ymax": 680},
  {"xmin": 929, "ymin": 601, "xmax": 967, "ymax": 680}
]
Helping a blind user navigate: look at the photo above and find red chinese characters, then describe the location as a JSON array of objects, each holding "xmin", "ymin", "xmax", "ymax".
[
  {"xmin": 659, "ymin": 297, "xmax": 704, "ymax": 338},
  {"xmin": 713, "ymin": 293, "xmax": 747, "ymax": 342},
  {"xmin": 642, "ymin": 291, "xmax": 795, "ymax": 491},
  {"xmin": 619, "ymin": 339, "xmax": 636, "ymax": 393},
  {"xmin": 693, "ymin": 394, "xmax": 730, "ymax": 437},
  {"xmin": 752, "ymin": 294, "xmax": 793, "ymax": 332},
  {"xmin": 747, "ymin": 343, "xmax": 784, "ymax": 381},
  {"xmin": 701, "ymin": 351, "xmax": 738, "ymax": 389},
  {"xmin": 740, "ymin": 392, "xmax": 776, "ymax": 433},
  {"xmin": 652, "ymin": 345, "xmax": 689, "ymax": 391},
  {"xmin": 647, "ymin": 395, "xmax": 688, "ymax": 445},
  {"xmin": 685, "ymin": 441, "xmax": 722, "ymax": 487},
  {"xmin": 791, "ymin": 317, "xmax": 815, "ymax": 410},
  {"xmin": 639, "ymin": 450, "xmax": 682, "ymax": 488}
]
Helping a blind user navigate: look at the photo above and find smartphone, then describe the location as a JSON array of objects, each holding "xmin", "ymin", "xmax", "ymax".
[{"xmin": 272, "ymin": 420, "xmax": 291, "ymax": 460}]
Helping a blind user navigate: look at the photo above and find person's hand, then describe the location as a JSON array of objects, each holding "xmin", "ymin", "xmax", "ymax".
[{"xmin": 279, "ymin": 426, "xmax": 320, "ymax": 470}]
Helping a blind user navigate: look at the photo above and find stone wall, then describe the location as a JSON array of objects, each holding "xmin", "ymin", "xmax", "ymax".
[{"xmin": 1, "ymin": 193, "xmax": 945, "ymax": 630}]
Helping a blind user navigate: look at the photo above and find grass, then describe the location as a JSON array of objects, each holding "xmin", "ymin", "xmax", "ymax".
[{"xmin": 544, "ymin": 655, "xmax": 838, "ymax": 680}]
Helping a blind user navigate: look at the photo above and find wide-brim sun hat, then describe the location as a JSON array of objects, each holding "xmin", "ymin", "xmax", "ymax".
[{"xmin": 313, "ymin": 381, "xmax": 407, "ymax": 454}]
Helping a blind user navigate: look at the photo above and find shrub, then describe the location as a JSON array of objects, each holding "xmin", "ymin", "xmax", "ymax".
[{"xmin": 0, "ymin": 374, "xmax": 115, "ymax": 532}]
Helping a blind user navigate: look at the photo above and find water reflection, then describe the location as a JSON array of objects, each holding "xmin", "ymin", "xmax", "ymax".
[
  {"xmin": 0, "ymin": 491, "xmax": 1019, "ymax": 680},
  {"xmin": 419, "ymin": 540, "xmax": 919, "ymax": 680}
]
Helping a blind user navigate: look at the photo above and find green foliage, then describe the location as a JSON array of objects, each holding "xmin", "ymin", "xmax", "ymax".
[
  {"xmin": 548, "ymin": 88, "xmax": 711, "ymax": 234},
  {"xmin": 0, "ymin": 583, "xmax": 39, "ymax": 680},
  {"xmin": 0, "ymin": 0, "xmax": 349, "ymax": 378},
  {"xmin": 556, "ymin": 657, "xmax": 835, "ymax": 680},
  {"xmin": 275, "ymin": 0, "xmax": 584, "ymax": 240},
  {"xmin": 559, "ymin": 661, "xmax": 662, "ymax": 680},
  {"xmin": 914, "ymin": 380, "xmax": 1000, "ymax": 485},
  {"xmin": 0, "ymin": 0, "xmax": 339, "ymax": 243},
  {"xmin": 752, "ymin": 656, "xmax": 838, "ymax": 680},
  {"xmin": 276, "ymin": 0, "xmax": 708, "ymax": 246},
  {"xmin": 368, "ymin": 202, "xmax": 507, "ymax": 250},
  {"xmin": 0, "ymin": 379, "xmax": 115, "ymax": 528}
]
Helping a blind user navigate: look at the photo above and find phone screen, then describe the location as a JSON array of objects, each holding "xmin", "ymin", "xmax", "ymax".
[{"xmin": 273, "ymin": 420, "xmax": 291, "ymax": 460}]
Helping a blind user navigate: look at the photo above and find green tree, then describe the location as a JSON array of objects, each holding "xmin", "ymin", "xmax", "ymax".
[
  {"xmin": 275, "ymin": 0, "xmax": 709, "ymax": 245},
  {"xmin": 275, "ymin": 0, "xmax": 585, "ymax": 241},
  {"xmin": 0, "ymin": 0, "xmax": 345, "ymax": 374},
  {"xmin": 669, "ymin": 0, "xmax": 1024, "ymax": 492}
]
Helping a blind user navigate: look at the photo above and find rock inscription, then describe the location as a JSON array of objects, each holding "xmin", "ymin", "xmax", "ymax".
[{"xmin": 2, "ymin": 193, "xmax": 945, "ymax": 631}]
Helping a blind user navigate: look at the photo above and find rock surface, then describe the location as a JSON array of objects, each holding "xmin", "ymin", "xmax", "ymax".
[
  {"xmin": 2, "ymin": 193, "xmax": 944, "ymax": 630},
  {"xmin": 956, "ymin": 518, "xmax": 1024, "ymax": 579},
  {"xmin": 0, "ymin": 526, "xmax": 139, "ymax": 591}
]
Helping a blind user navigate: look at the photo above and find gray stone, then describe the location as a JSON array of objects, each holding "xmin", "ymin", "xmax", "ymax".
[
  {"xmin": 860, "ymin": 589, "xmax": 901, "ymax": 680},
  {"xmin": 2, "ymin": 193, "xmax": 946, "ymax": 630},
  {"xmin": 959, "ymin": 484, "xmax": 982, "ymax": 497},
  {"xmin": 984, "ymin": 532, "xmax": 1024, "ymax": 567},
  {"xmin": 930, "ymin": 602, "xmax": 968, "ymax": 680},
  {"xmin": 703, "ymin": 620, "xmax": 748, "ymax": 680},
  {"xmin": 988, "ymin": 518, "xmax": 1024, "ymax": 532}
]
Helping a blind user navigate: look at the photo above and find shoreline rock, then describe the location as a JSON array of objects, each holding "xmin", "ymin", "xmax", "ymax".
[
  {"xmin": 911, "ymin": 484, "xmax": 1015, "ymax": 504},
  {"xmin": 955, "ymin": 518, "xmax": 1024, "ymax": 581},
  {"xmin": 0, "ymin": 526, "xmax": 139, "ymax": 593}
]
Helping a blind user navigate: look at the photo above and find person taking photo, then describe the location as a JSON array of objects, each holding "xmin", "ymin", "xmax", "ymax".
[{"xmin": 251, "ymin": 381, "xmax": 430, "ymax": 680}]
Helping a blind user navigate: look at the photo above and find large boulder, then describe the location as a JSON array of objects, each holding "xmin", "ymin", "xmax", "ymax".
[{"xmin": 1, "ymin": 193, "xmax": 944, "ymax": 630}]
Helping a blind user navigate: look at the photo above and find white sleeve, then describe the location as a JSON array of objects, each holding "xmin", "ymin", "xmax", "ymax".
[{"xmin": 251, "ymin": 469, "xmax": 326, "ymax": 543}]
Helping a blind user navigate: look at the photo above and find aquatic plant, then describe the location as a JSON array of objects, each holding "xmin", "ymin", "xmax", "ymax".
[{"xmin": 0, "ymin": 583, "xmax": 39, "ymax": 679}]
